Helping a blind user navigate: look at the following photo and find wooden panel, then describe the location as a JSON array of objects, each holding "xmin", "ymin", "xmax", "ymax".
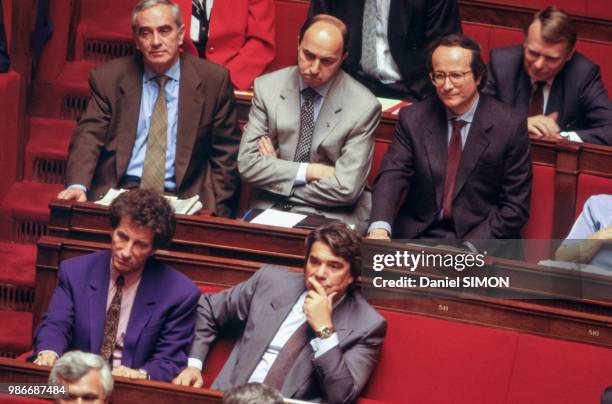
[
  {"xmin": 48, "ymin": 199, "xmax": 308, "ymax": 268},
  {"xmin": 34, "ymin": 236, "xmax": 612, "ymax": 349}
]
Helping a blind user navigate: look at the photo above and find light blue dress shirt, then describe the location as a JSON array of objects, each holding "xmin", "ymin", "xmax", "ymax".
[
  {"xmin": 563, "ymin": 194, "xmax": 612, "ymax": 269},
  {"xmin": 126, "ymin": 58, "xmax": 181, "ymax": 191}
]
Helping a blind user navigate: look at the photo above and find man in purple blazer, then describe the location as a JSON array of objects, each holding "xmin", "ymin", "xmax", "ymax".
[{"xmin": 33, "ymin": 189, "xmax": 200, "ymax": 382}]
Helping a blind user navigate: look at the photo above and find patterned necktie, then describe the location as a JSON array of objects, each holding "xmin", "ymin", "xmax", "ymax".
[
  {"xmin": 360, "ymin": 0, "xmax": 378, "ymax": 75},
  {"xmin": 263, "ymin": 321, "xmax": 310, "ymax": 390},
  {"xmin": 293, "ymin": 87, "xmax": 319, "ymax": 163},
  {"xmin": 528, "ymin": 81, "xmax": 545, "ymax": 116},
  {"xmin": 140, "ymin": 75, "xmax": 169, "ymax": 194},
  {"xmin": 100, "ymin": 275, "xmax": 125, "ymax": 365},
  {"xmin": 442, "ymin": 119, "xmax": 467, "ymax": 221},
  {"xmin": 192, "ymin": 0, "xmax": 209, "ymax": 58}
]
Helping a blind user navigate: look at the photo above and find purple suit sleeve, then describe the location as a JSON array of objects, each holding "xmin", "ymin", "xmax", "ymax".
[
  {"xmin": 33, "ymin": 264, "xmax": 75, "ymax": 356},
  {"xmin": 140, "ymin": 284, "xmax": 200, "ymax": 381}
]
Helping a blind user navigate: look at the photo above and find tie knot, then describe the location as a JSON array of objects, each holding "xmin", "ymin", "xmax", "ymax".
[
  {"xmin": 451, "ymin": 119, "xmax": 467, "ymax": 132},
  {"xmin": 532, "ymin": 81, "xmax": 546, "ymax": 92},
  {"xmin": 116, "ymin": 275, "xmax": 125, "ymax": 288},
  {"xmin": 155, "ymin": 75, "xmax": 169, "ymax": 89},
  {"xmin": 302, "ymin": 87, "xmax": 318, "ymax": 102}
]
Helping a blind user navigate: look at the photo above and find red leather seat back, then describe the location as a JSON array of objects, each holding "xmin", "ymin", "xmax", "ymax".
[
  {"xmin": 575, "ymin": 173, "xmax": 612, "ymax": 220},
  {"xmin": 506, "ymin": 334, "xmax": 612, "ymax": 404},
  {"xmin": 362, "ymin": 309, "xmax": 519, "ymax": 404}
]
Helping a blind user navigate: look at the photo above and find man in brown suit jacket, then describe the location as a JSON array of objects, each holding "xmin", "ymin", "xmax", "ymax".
[{"xmin": 58, "ymin": 0, "xmax": 241, "ymax": 217}]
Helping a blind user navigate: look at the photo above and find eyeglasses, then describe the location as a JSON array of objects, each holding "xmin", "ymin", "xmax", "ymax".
[{"xmin": 430, "ymin": 71, "xmax": 473, "ymax": 86}]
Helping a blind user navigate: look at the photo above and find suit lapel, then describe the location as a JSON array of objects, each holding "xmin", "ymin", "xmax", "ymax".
[
  {"xmin": 176, "ymin": 54, "xmax": 205, "ymax": 190},
  {"xmin": 88, "ymin": 252, "xmax": 111, "ymax": 354},
  {"xmin": 310, "ymin": 73, "xmax": 344, "ymax": 152},
  {"xmin": 454, "ymin": 98, "xmax": 491, "ymax": 198},
  {"xmin": 121, "ymin": 259, "xmax": 156, "ymax": 368},
  {"xmin": 282, "ymin": 293, "xmax": 354, "ymax": 398},
  {"xmin": 512, "ymin": 69, "xmax": 531, "ymax": 117},
  {"xmin": 276, "ymin": 68, "xmax": 301, "ymax": 159},
  {"xmin": 115, "ymin": 57, "xmax": 144, "ymax": 181},
  {"xmin": 234, "ymin": 278, "xmax": 305, "ymax": 384},
  {"xmin": 423, "ymin": 101, "xmax": 449, "ymax": 210}
]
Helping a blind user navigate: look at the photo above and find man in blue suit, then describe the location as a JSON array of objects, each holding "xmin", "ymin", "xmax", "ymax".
[{"xmin": 33, "ymin": 189, "xmax": 200, "ymax": 382}]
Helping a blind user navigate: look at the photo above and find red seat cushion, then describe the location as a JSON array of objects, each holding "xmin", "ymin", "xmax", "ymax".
[
  {"xmin": 362, "ymin": 310, "xmax": 519, "ymax": 404},
  {"xmin": 462, "ymin": 22, "xmax": 492, "ymax": 62},
  {"xmin": 267, "ymin": 0, "xmax": 308, "ymax": 72},
  {"xmin": 575, "ymin": 39, "xmax": 612, "ymax": 97},
  {"xmin": 369, "ymin": 140, "xmax": 390, "ymax": 186},
  {"xmin": 507, "ymin": 334, "xmax": 612, "ymax": 404}
]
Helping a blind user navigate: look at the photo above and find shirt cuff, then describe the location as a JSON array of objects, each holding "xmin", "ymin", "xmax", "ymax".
[
  {"xmin": 561, "ymin": 131, "xmax": 583, "ymax": 143},
  {"xmin": 368, "ymin": 221, "xmax": 392, "ymax": 236},
  {"xmin": 309, "ymin": 333, "xmax": 339, "ymax": 358},
  {"xmin": 37, "ymin": 350, "xmax": 59, "ymax": 359},
  {"xmin": 187, "ymin": 357, "xmax": 203, "ymax": 371},
  {"xmin": 67, "ymin": 184, "xmax": 88, "ymax": 193},
  {"xmin": 294, "ymin": 163, "xmax": 308, "ymax": 186}
]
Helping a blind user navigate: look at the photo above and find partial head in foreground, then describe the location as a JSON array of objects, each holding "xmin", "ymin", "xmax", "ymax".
[
  {"xmin": 49, "ymin": 351, "xmax": 113, "ymax": 404},
  {"xmin": 223, "ymin": 383, "xmax": 284, "ymax": 404}
]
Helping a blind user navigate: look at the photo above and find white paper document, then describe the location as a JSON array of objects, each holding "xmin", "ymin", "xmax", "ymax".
[{"xmin": 250, "ymin": 208, "xmax": 307, "ymax": 228}]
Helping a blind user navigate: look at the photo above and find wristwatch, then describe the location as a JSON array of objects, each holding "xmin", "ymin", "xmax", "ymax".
[
  {"xmin": 138, "ymin": 368, "xmax": 149, "ymax": 380},
  {"xmin": 315, "ymin": 325, "xmax": 336, "ymax": 339}
]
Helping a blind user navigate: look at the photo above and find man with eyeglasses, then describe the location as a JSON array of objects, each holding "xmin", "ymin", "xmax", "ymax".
[
  {"xmin": 483, "ymin": 6, "xmax": 612, "ymax": 145},
  {"xmin": 368, "ymin": 34, "xmax": 531, "ymax": 242},
  {"xmin": 57, "ymin": 0, "xmax": 241, "ymax": 217}
]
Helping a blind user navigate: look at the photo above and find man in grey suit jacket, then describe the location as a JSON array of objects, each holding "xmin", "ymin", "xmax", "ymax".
[
  {"xmin": 173, "ymin": 223, "xmax": 387, "ymax": 403},
  {"xmin": 237, "ymin": 14, "xmax": 381, "ymax": 234}
]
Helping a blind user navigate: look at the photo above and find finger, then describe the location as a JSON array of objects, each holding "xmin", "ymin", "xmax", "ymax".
[
  {"xmin": 548, "ymin": 112, "xmax": 559, "ymax": 122},
  {"xmin": 528, "ymin": 123, "xmax": 544, "ymax": 138},
  {"xmin": 308, "ymin": 277, "xmax": 327, "ymax": 296},
  {"xmin": 193, "ymin": 377, "xmax": 203, "ymax": 388}
]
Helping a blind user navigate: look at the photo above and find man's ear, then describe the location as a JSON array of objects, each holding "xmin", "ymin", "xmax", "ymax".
[{"xmin": 341, "ymin": 51, "xmax": 348, "ymax": 63}]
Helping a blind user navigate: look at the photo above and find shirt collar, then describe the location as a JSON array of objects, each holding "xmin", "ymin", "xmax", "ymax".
[
  {"xmin": 446, "ymin": 93, "xmax": 480, "ymax": 124},
  {"xmin": 298, "ymin": 75, "xmax": 335, "ymax": 99},
  {"xmin": 109, "ymin": 263, "xmax": 144, "ymax": 288},
  {"xmin": 144, "ymin": 58, "xmax": 181, "ymax": 83}
]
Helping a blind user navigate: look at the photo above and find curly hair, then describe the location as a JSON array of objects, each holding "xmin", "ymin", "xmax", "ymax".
[
  {"xmin": 305, "ymin": 222, "xmax": 362, "ymax": 279},
  {"xmin": 109, "ymin": 189, "xmax": 176, "ymax": 248}
]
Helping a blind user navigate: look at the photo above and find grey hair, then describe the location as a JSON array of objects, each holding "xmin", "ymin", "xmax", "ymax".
[
  {"xmin": 48, "ymin": 351, "xmax": 114, "ymax": 399},
  {"xmin": 131, "ymin": 0, "xmax": 183, "ymax": 34},
  {"xmin": 223, "ymin": 383, "xmax": 284, "ymax": 404}
]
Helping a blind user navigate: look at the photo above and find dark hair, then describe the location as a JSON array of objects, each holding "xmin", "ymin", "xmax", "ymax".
[
  {"xmin": 527, "ymin": 6, "xmax": 576, "ymax": 50},
  {"xmin": 305, "ymin": 222, "xmax": 361, "ymax": 280},
  {"xmin": 298, "ymin": 14, "xmax": 349, "ymax": 53},
  {"xmin": 426, "ymin": 34, "xmax": 488, "ymax": 90},
  {"xmin": 109, "ymin": 189, "xmax": 176, "ymax": 248},
  {"xmin": 223, "ymin": 383, "xmax": 283, "ymax": 404}
]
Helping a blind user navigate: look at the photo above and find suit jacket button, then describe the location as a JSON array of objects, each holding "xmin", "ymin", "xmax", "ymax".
[{"xmin": 208, "ymin": 46, "xmax": 215, "ymax": 53}]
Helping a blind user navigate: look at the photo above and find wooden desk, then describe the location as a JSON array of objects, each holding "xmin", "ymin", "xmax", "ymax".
[
  {"xmin": 33, "ymin": 236, "xmax": 302, "ymax": 332},
  {"xmin": 48, "ymin": 200, "xmax": 309, "ymax": 268},
  {"xmin": 34, "ymin": 236, "xmax": 612, "ymax": 348},
  {"xmin": 0, "ymin": 357, "xmax": 223, "ymax": 404}
]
